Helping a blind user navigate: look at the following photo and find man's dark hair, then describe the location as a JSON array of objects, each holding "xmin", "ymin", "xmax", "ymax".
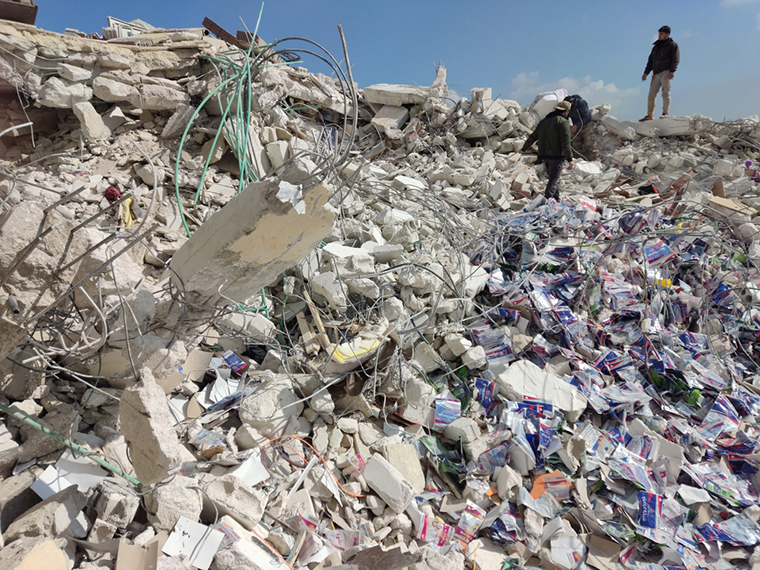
[{"xmin": 659, "ymin": 25, "xmax": 671, "ymax": 34}]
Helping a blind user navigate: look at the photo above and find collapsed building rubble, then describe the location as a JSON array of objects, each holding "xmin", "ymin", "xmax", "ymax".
[{"xmin": 1, "ymin": 12, "xmax": 760, "ymax": 570}]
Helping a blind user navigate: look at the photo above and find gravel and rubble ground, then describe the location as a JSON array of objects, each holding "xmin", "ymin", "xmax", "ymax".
[{"xmin": 1, "ymin": 13, "xmax": 760, "ymax": 570}]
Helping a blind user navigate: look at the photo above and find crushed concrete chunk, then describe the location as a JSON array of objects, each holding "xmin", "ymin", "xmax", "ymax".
[
  {"xmin": 364, "ymin": 454, "xmax": 415, "ymax": 514},
  {"xmin": 2, "ymin": 485, "xmax": 85, "ymax": 544},
  {"xmin": 496, "ymin": 359, "xmax": 587, "ymax": 422},
  {"xmin": 383, "ymin": 443, "xmax": 426, "ymax": 494},
  {"xmin": 119, "ymin": 368, "xmax": 192, "ymax": 486},
  {"xmin": 239, "ymin": 373, "xmax": 303, "ymax": 437}
]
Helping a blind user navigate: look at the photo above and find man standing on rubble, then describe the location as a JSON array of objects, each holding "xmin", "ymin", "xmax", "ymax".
[
  {"xmin": 564, "ymin": 94, "xmax": 599, "ymax": 161},
  {"xmin": 520, "ymin": 100, "xmax": 574, "ymax": 201},
  {"xmin": 640, "ymin": 25, "xmax": 680, "ymax": 121}
]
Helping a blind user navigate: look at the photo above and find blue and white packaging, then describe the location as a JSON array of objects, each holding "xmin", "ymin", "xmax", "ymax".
[
  {"xmin": 636, "ymin": 491, "xmax": 663, "ymax": 529},
  {"xmin": 433, "ymin": 398, "xmax": 461, "ymax": 431}
]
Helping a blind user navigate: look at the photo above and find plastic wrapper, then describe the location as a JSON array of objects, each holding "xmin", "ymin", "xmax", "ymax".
[
  {"xmin": 682, "ymin": 462, "xmax": 759, "ymax": 507},
  {"xmin": 635, "ymin": 491, "xmax": 662, "ymax": 529},
  {"xmin": 519, "ymin": 486, "xmax": 560, "ymax": 519},
  {"xmin": 348, "ymin": 453, "xmax": 365, "ymax": 474},
  {"xmin": 473, "ymin": 377, "xmax": 498, "ymax": 417},
  {"xmin": 453, "ymin": 500, "xmax": 486, "ymax": 548},
  {"xmin": 475, "ymin": 442, "xmax": 509, "ymax": 473},
  {"xmin": 470, "ymin": 321, "xmax": 515, "ymax": 370},
  {"xmin": 694, "ymin": 515, "xmax": 760, "ymax": 546},
  {"xmin": 323, "ymin": 529, "xmax": 364, "ymax": 551},
  {"xmin": 433, "ymin": 398, "xmax": 461, "ymax": 430},
  {"xmin": 416, "ymin": 514, "xmax": 453, "ymax": 548}
]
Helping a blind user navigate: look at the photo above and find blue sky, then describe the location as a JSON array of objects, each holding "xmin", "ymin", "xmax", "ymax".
[{"xmin": 35, "ymin": 0, "xmax": 760, "ymax": 121}]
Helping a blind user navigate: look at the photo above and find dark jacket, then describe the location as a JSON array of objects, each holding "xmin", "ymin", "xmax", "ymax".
[
  {"xmin": 522, "ymin": 110, "xmax": 572, "ymax": 161},
  {"xmin": 564, "ymin": 94, "xmax": 592, "ymax": 127},
  {"xmin": 645, "ymin": 37, "xmax": 679, "ymax": 75}
]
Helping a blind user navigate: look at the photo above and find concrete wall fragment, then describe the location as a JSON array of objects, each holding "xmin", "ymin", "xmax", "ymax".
[
  {"xmin": 170, "ymin": 179, "xmax": 334, "ymax": 305},
  {"xmin": 118, "ymin": 368, "xmax": 192, "ymax": 486}
]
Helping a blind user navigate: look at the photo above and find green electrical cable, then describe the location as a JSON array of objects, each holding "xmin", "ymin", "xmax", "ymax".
[
  {"xmin": 0, "ymin": 402, "xmax": 141, "ymax": 488},
  {"xmin": 174, "ymin": 2, "xmax": 266, "ymax": 237},
  {"xmin": 235, "ymin": 287, "xmax": 270, "ymax": 318},
  {"xmin": 173, "ymin": 73, "xmax": 242, "ymax": 238}
]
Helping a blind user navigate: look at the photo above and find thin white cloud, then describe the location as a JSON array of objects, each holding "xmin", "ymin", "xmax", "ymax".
[{"xmin": 510, "ymin": 72, "xmax": 641, "ymax": 119}]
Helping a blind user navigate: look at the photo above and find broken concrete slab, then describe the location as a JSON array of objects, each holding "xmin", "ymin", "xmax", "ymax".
[
  {"xmin": 370, "ymin": 105, "xmax": 409, "ymax": 134},
  {"xmin": 211, "ymin": 515, "xmax": 287, "ymax": 570},
  {"xmin": 0, "ymin": 422, "xmax": 19, "ymax": 477},
  {"xmin": 37, "ymin": 76, "xmax": 92, "ymax": 108},
  {"xmin": 170, "ymin": 179, "xmax": 334, "ymax": 305},
  {"xmin": 118, "ymin": 368, "xmax": 193, "ymax": 486},
  {"xmin": 18, "ymin": 406, "xmax": 81, "ymax": 463},
  {"xmin": 238, "ymin": 373, "xmax": 303, "ymax": 438},
  {"xmin": 0, "ymin": 537, "xmax": 69, "ymax": 570},
  {"xmin": 0, "ymin": 470, "xmax": 41, "ymax": 534},
  {"xmin": 496, "ymin": 359, "xmax": 587, "ymax": 422},
  {"xmin": 600, "ymin": 115, "xmax": 635, "ymax": 140},
  {"xmin": 145, "ymin": 475, "xmax": 203, "ymax": 532},
  {"xmin": 382, "ymin": 443, "xmax": 425, "ymax": 494},
  {"xmin": 363, "ymin": 454, "xmax": 415, "ymax": 514},
  {"xmin": 72, "ymin": 101, "xmax": 108, "ymax": 141},
  {"xmin": 2, "ymin": 484, "xmax": 85, "ymax": 544},
  {"xmin": 196, "ymin": 473, "xmax": 266, "ymax": 529},
  {"xmin": 363, "ymin": 84, "xmax": 429, "ymax": 107},
  {"xmin": 161, "ymin": 104, "xmax": 196, "ymax": 139},
  {"xmin": 94, "ymin": 479, "xmax": 141, "ymax": 529},
  {"xmin": 442, "ymin": 417, "xmax": 480, "ymax": 444}
]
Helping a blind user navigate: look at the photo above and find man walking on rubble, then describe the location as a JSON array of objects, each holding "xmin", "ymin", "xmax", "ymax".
[
  {"xmin": 640, "ymin": 25, "xmax": 680, "ymax": 121},
  {"xmin": 564, "ymin": 94, "xmax": 599, "ymax": 161},
  {"xmin": 520, "ymin": 100, "xmax": 574, "ymax": 201}
]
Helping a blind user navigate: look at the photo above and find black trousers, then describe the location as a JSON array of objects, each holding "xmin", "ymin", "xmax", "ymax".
[{"xmin": 544, "ymin": 158, "xmax": 564, "ymax": 201}]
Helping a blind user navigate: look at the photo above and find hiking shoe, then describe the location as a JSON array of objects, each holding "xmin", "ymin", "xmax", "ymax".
[
  {"xmin": 660, "ymin": 114, "xmax": 669, "ymax": 118},
  {"xmin": 639, "ymin": 115, "xmax": 654, "ymax": 122}
]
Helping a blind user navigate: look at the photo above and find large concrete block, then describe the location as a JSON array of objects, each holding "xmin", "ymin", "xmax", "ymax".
[
  {"xmin": 0, "ymin": 423, "xmax": 19, "ymax": 478},
  {"xmin": 600, "ymin": 116, "xmax": 636, "ymax": 140},
  {"xmin": 0, "ymin": 202, "xmax": 87, "ymax": 324},
  {"xmin": 370, "ymin": 105, "xmax": 409, "ymax": 133},
  {"xmin": 238, "ymin": 373, "xmax": 303, "ymax": 438},
  {"xmin": 129, "ymin": 84, "xmax": 189, "ymax": 111},
  {"xmin": 653, "ymin": 116, "xmax": 695, "ymax": 137},
  {"xmin": 383, "ymin": 443, "xmax": 425, "ymax": 494},
  {"xmin": 93, "ymin": 479, "xmax": 140, "ymax": 529},
  {"xmin": 363, "ymin": 83, "xmax": 429, "ymax": 106},
  {"xmin": 18, "ymin": 406, "xmax": 81, "ymax": 463},
  {"xmin": 144, "ymin": 475, "xmax": 202, "ymax": 531},
  {"xmin": 170, "ymin": 180, "xmax": 334, "ymax": 305},
  {"xmin": 161, "ymin": 104, "xmax": 196, "ymax": 139},
  {"xmin": 0, "ymin": 537, "xmax": 68, "ymax": 570},
  {"xmin": 2, "ymin": 485, "xmax": 85, "ymax": 543},
  {"xmin": 0, "ymin": 347, "xmax": 43, "ymax": 400},
  {"xmin": 197, "ymin": 474, "xmax": 266, "ymax": 529},
  {"xmin": 57, "ymin": 63, "xmax": 92, "ymax": 82},
  {"xmin": 266, "ymin": 141, "xmax": 290, "ymax": 171},
  {"xmin": 443, "ymin": 417, "xmax": 480, "ymax": 444},
  {"xmin": 320, "ymin": 242, "xmax": 375, "ymax": 277},
  {"xmin": 211, "ymin": 515, "xmax": 285, "ymax": 570},
  {"xmin": 118, "ymin": 368, "xmax": 192, "ymax": 486},
  {"xmin": 92, "ymin": 76, "xmax": 137, "ymax": 103},
  {"xmin": 364, "ymin": 454, "xmax": 415, "ymax": 514},
  {"xmin": 496, "ymin": 359, "xmax": 587, "ymax": 422},
  {"xmin": 37, "ymin": 76, "xmax": 92, "ymax": 108},
  {"xmin": 72, "ymin": 102, "xmax": 108, "ymax": 141},
  {"xmin": 0, "ymin": 471, "xmax": 40, "ymax": 534}
]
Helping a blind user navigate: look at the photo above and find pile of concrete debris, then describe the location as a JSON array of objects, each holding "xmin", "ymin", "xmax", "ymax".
[{"xmin": 2, "ymin": 15, "xmax": 760, "ymax": 570}]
